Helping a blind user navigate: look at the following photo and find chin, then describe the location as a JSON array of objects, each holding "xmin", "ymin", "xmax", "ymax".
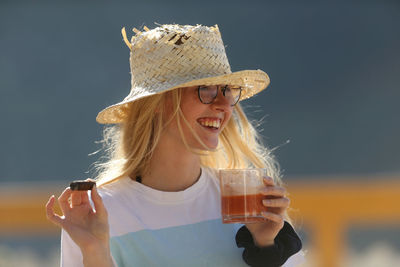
[
  {"xmin": 200, "ymin": 139, "xmax": 219, "ymax": 151},
  {"xmin": 187, "ymin": 138, "xmax": 218, "ymax": 151}
]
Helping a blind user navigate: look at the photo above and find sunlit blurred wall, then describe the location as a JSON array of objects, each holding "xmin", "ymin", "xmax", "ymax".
[{"xmin": 1, "ymin": 0, "xmax": 399, "ymax": 266}]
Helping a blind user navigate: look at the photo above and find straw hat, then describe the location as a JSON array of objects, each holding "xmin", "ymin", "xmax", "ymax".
[{"xmin": 96, "ymin": 24, "xmax": 270, "ymax": 124}]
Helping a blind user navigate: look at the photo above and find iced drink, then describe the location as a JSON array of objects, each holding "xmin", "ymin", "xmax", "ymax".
[{"xmin": 219, "ymin": 169, "xmax": 267, "ymax": 224}]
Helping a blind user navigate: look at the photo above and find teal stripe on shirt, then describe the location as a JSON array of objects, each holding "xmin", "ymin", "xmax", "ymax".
[{"xmin": 110, "ymin": 219, "xmax": 248, "ymax": 267}]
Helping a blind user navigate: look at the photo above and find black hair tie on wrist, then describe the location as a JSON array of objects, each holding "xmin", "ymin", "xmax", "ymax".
[
  {"xmin": 136, "ymin": 176, "xmax": 142, "ymax": 183},
  {"xmin": 235, "ymin": 221, "xmax": 302, "ymax": 267}
]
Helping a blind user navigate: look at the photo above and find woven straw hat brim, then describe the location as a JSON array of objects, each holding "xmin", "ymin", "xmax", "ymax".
[{"xmin": 96, "ymin": 69, "xmax": 270, "ymax": 124}]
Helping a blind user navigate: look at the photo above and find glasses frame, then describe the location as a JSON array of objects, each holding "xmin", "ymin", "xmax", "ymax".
[{"xmin": 197, "ymin": 85, "xmax": 242, "ymax": 106}]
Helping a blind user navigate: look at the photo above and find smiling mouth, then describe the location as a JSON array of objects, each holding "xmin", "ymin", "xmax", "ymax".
[{"xmin": 197, "ymin": 118, "xmax": 222, "ymax": 130}]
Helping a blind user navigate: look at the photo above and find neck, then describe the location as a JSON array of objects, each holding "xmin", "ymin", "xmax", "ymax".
[{"xmin": 138, "ymin": 133, "xmax": 202, "ymax": 192}]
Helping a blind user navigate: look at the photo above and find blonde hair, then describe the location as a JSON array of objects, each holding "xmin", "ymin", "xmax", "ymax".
[{"xmin": 94, "ymin": 88, "xmax": 282, "ymax": 186}]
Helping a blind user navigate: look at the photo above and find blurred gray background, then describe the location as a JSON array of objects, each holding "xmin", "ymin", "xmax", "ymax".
[{"xmin": 1, "ymin": 0, "xmax": 399, "ymax": 183}]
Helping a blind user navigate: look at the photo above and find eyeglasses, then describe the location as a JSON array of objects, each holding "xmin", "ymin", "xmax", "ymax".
[{"xmin": 197, "ymin": 85, "xmax": 242, "ymax": 106}]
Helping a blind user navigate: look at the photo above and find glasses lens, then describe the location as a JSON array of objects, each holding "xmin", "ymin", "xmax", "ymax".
[
  {"xmin": 198, "ymin": 86, "xmax": 218, "ymax": 104},
  {"xmin": 198, "ymin": 85, "xmax": 242, "ymax": 106},
  {"xmin": 223, "ymin": 86, "xmax": 242, "ymax": 106}
]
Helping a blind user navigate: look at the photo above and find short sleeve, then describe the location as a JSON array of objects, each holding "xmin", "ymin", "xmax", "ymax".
[{"xmin": 60, "ymin": 229, "xmax": 84, "ymax": 267}]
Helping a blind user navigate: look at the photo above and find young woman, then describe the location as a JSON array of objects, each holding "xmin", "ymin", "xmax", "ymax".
[{"xmin": 46, "ymin": 24, "xmax": 304, "ymax": 266}]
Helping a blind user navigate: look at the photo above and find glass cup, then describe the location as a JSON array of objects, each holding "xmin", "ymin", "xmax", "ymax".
[{"xmin": 219, "ymin": 168, "xmax": 267, "ymax": 224}]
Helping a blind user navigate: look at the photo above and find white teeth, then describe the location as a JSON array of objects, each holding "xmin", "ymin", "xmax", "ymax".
[{"xmin": 199, "ymin": 119, "xmax": 221, "ymax": 129}]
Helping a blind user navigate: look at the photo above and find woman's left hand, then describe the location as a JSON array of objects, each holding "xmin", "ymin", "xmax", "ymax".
[{"xmin": 245, "ymin": 176, "xmax": 290, "ymax": 247}]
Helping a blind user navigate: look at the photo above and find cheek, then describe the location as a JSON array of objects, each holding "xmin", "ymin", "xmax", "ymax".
[
  {"xmin": 221, "ymin": 117, "xmax": 232, "ymax": 131},
  {"xmin": 222, "ymin": 108, "xmax": 233, "ymax": 127},
  {"xmin": 180, "ymin": 95, "xmax": 204, "ymax": 120}
]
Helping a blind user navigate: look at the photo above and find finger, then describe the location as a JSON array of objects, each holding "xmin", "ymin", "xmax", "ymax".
[
  {"xmin": 46, "ymin": 195, "xmax": 64, "ymax": 227},
  {"xmin": 263, "ymin": 176, "xmax": 275, "ymax": 186},
  {"xmin": 81, "ymin": 190, "xmax": 89, "ymax": 204},
  {"xmin": 261, "ymin": 186, "xmax": 286, "ymax": 197},
  {"xmin": 70, "ymin": 191, "xmax": 82, "ymax": 207},
  {"xmin": 71, "ymin": 178, "xmax": 94, "ymax": 206},
  {"xmin": 58, "ymin": 187, "xmax": 72, "ymax": 214},
  {"xmin": 262, "ymin": 197, "xmax": 290, "ymax": 208},
  {"xmin": 91, "ymin": 184, "xmax": 107, "ymax": 217},
  {"xmin": 261, "ymin": 211, "xmax": 284, "ymax": 225},
  {"xmin": 80, "ymin": 178, "xmax": 94, "ymax": 204}
]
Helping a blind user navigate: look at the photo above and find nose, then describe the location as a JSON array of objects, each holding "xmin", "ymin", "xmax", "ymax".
[{"xmin": 211, "ymin": 90, "xmax": 233, "ymax": 112}]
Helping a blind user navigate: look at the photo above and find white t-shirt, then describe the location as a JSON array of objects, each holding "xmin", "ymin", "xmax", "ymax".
[{"xmin": 61, "ymin": 167, "xmax": 305, "ymax": 266}]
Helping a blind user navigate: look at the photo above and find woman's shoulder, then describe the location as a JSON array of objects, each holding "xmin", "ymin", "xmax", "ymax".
[{"xmin": 96, "ymin": 176, "xmax": 133, "ymax": 201}]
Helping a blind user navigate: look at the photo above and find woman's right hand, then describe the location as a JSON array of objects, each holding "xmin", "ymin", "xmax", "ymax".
[{"xmin": 46, "ymin": 181, "xmax": 113, "ymax": 267}]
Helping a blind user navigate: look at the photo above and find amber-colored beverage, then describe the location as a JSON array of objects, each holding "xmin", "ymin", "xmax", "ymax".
[
  {"xmin": 219, "ymin": 168, "xmax": 267, "ymax": 224},
  {"xmin": 221, "ymin": 193, "xmax": 267, "ymax": 223}
]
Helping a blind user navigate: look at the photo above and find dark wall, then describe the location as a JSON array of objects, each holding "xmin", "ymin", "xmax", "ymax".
[{"xmin": 1, "ymin": 0, "xmax": 399, "ymax": 182}]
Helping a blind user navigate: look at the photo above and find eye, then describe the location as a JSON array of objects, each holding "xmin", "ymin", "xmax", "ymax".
[
  {"xmin": 221, "ymin": 85, "xmax": 232, "ymax": 95},
  {"xmin": 198, "ymin": 86, "xmax": 218, "ymax": 104},
  {"xmin": 198, "ymin": 86, "xmax": 209, "ymax": 92}
]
